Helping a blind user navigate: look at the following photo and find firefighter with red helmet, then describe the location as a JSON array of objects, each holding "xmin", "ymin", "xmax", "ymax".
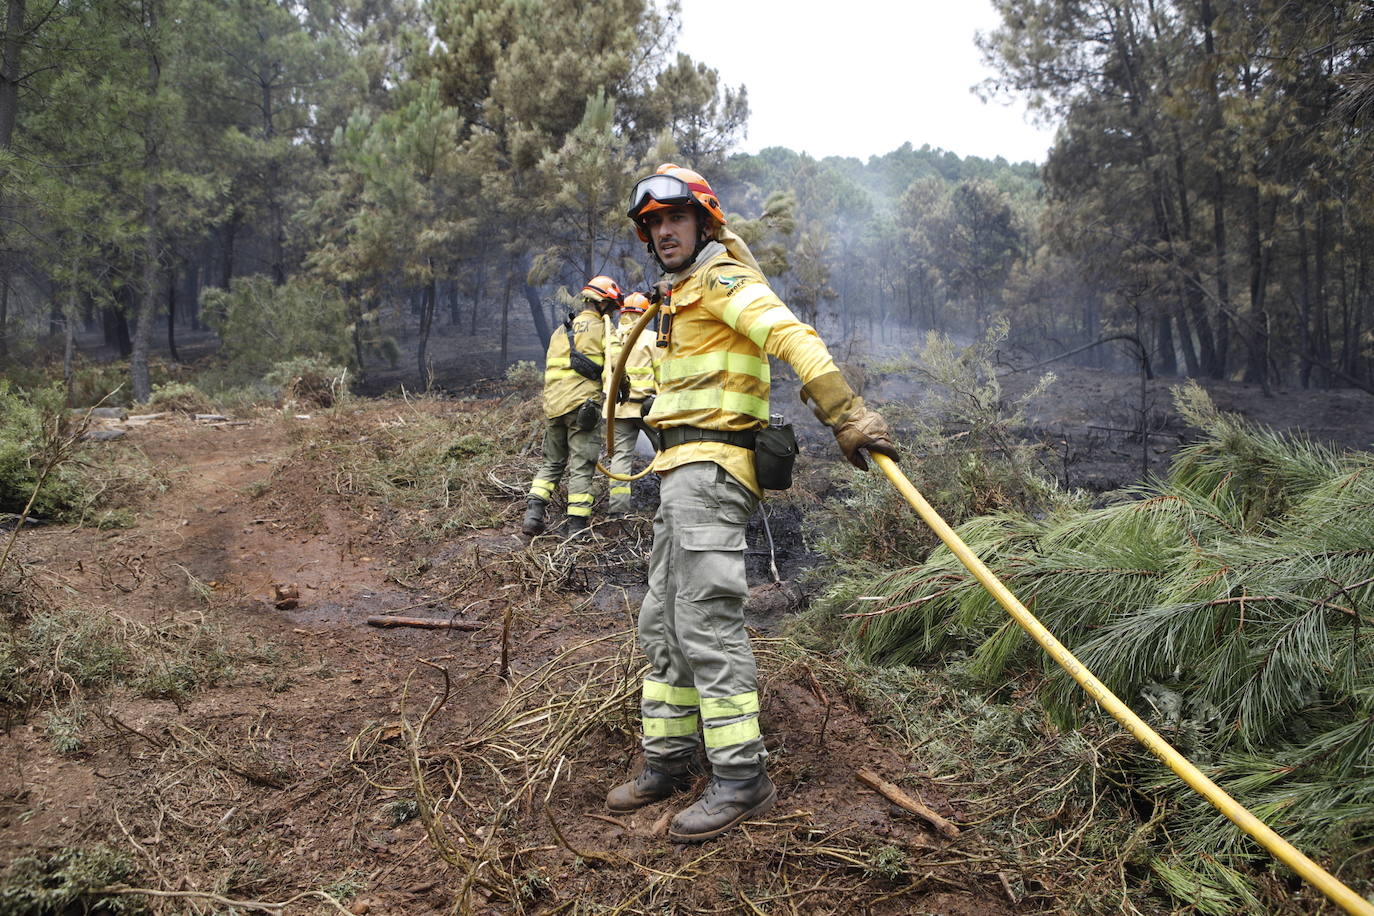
[
  {"xmin": 523, "ymin": 276, "xmax": 622, "ymax": 537},
  {"xmin": 602, "ymin": 291, "xmax": 659, "ymax": 516},
  {"xmin": 605, "ymin": 164, "xmax": 898, "ymax": 841}
]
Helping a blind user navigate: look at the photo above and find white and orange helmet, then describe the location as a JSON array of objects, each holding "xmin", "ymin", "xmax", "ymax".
[
  {"xmin": 581, "ymin": 275, "xmax": 623, "ymax": 305},
  {"xmin": 626, "ymin": 163, "xmax": 727, "ymax": 243}
]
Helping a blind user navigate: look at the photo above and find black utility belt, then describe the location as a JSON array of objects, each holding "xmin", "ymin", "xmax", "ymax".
[
  {"xmin": 657, "ymin": 424, "xmax": 799, "ymax": 491},
  {"xmin": 659, "ymin": 426, "xmax": 757, "ymax": 451}
]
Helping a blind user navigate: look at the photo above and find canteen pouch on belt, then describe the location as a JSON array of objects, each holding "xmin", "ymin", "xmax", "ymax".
[
  {"xmin": 754, "ymin": 415, "xmax": 798, "ymax": 490},
  {"xmin": 575, "ymin": 396, "xmax": 601, "ymax": 432}
]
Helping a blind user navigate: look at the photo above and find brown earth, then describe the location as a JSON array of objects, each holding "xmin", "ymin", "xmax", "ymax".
[
  {"xmin": 1, "ymin": 404, "xmax": 1016, "ymax": 915},
  {"xmin": 6, "ymin": 363, "xmax": 1373, "ymax": 915}
]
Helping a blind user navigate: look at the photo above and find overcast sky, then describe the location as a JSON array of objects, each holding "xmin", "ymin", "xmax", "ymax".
[{"xmin": 675, "ymin": 0, "xmax": 1058, "ymax": 164}]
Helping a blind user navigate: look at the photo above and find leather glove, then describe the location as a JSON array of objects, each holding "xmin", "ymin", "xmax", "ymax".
[
  {"xmin": 617, "ymin": 373, "xmax": 631, "ymax": 403},
  {"xmin": 834, "ymin": 405, "xmax": 898, "ymax": 471},
  {"xmin": 801, "ymin": 370, "xmax": 899, "ymax": 471}
]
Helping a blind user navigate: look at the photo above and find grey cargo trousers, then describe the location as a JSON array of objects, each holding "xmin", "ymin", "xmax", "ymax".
[{"xmin": 637, "ymin": 461, "xmax": 766, "ymax": 778}]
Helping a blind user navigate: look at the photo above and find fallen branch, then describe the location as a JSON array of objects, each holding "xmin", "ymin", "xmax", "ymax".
[
  {"xmin": 856, "ymin": 767, "xmax": 961, "ymax": 839},
  {"xmin": 366, "ymin": 615, "xmax": 483, "ymax": 630},
  {"xmin": 98, "ymin": 885, "xmax": 352, "ymax": 915}
]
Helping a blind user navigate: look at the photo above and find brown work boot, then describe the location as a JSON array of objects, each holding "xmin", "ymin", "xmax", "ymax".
[
  {"xmin": 668, "ymin": 771, "xmax": 776, "ymax": 843},
  {"xmin": 606, "ymin": 761, "xmax": 695, "ymax": 813},
  {"xmin": 521, "ymin": 499, "xmax": 547, "ymax": 536}
]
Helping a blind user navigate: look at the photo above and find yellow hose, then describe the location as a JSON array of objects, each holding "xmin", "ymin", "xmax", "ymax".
[
  {"xmin": 596, "ymin": 301, "xmax": 661, "ymax": 483},
  {"xmin": 869, "ymin": 452, "xmax": 1374, "ymax": 915}
]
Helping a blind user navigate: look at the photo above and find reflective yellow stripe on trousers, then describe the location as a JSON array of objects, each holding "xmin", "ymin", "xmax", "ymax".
[
  {"xmin": 643, "ymin": 680, "xmax": 700, "ymax": 706},
  {"xmin": 643, "ymin": 714, "xmax": 699, "ymax": 737}
]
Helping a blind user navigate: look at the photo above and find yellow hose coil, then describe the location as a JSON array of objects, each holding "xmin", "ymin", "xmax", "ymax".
[
  {"xmin": 596, "ymin": 301, "xmax": 661, "ymax": 483},
  {"xmin": 869, "ymin": 452, "xmax": 1372, "ymax": 915}
]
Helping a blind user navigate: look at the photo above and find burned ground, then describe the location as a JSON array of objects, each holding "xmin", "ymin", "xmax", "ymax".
[{"xmin": 3, "ymin": 365, "xmax": 1372, "ymax": 914}]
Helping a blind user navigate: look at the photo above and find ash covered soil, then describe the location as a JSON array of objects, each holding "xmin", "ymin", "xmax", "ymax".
[{"xmin": 3, "ymin": 365, "xmax": 1371, "ymax": 915}]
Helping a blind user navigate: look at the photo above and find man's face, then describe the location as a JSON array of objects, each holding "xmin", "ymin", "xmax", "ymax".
[{"xmin": 643, "ymin": 204, "xmax": 701, "ymax": 272}]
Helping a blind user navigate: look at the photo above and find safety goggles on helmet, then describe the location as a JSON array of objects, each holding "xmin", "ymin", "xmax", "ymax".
[{"xmin": 627, "ymin": 174, "xmax": 696, "ymax": 218}]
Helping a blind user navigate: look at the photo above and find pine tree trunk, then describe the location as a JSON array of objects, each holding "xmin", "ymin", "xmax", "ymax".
[
  {"xmin": 417, "ymin": 273, "xmax": 435, "ymax": 385},
  {"xmin": 500, "ymin": 265, "xmax": 512, "ymax": 370},
  {"xmin": 1155, "ymin": 309, "xmax": 1176, "ymax": 376},
  {"xmin": 132, "ymin": 177, "xmax": 159, "ymax": 403},
  {"xmin": 522, "ymin": 278, "xmax": 550, "ymax": 346},
  {"xmin": 220, "ymin": 212, "xmax": 240, "ymax": 289},
  {"xmin": 0, "ymin": 0, "xmax": 24, "ymax": 151},
  {"xmin": 1296, "ymin": 203, "xmax": 1314, "ymax": 388},
  {"xmin": 0, "ymin": 270, "xmax": 9, "ymax": 361},
  {"xmin": 166, "ymin": 265, "xmax": 180, "ymax": 363},
  {"xmin": 63, "ymin": 254, "xmax": 77, "ymax": 404}
]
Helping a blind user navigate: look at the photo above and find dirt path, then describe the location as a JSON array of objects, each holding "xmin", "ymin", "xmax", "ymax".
[{"xmin": 2, "ymin": 409, "xmax": 1025, "ymax": 915}]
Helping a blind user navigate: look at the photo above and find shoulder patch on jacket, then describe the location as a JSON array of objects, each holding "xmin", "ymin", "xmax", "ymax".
[{"xmin": 716, "ymin": 274, "xmax": 749, "ymax": 295}]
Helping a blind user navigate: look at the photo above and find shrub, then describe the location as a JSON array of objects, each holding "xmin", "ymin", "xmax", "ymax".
[
  {"xmin": 201, "ymin": 276, "xmax": 355, "ymax": 381},
  {"xmin": 504, "ymin": 360, "xmax": 542, "ymax": 394},
  {"xmin": 0, "ymin": 382, "xmax": 84, "ymax": 519},
  {"xmin": 265, "ymin": 356, "xmax": 349, "ymax": 408},
  {"xmin": 144, "ymin": 380, "xmax": 212, "ymax": 414}
]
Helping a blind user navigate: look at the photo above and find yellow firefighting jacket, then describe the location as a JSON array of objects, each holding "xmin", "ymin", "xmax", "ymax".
[
  {"xmin": 645, "ymin": 245, "xmax": 839, "ymax": 495},
  {"xmin": 543, "ymin": 305, "xmax": 606, "ymax": 419},
  {"xmin": 603, "ymin": 312, "xmax": 659, "ymax": 420}
]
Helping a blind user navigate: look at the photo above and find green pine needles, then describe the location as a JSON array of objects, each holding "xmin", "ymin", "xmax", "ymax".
[{"xmin": 852, "ymin": 381, "xmax": 1374, "ymax": 909}]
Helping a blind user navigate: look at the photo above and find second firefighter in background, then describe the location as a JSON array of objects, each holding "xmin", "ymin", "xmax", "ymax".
[
  {"xmin": 602, "ymin": 291, "xmax": 659, "ymax": 517},
  {"xmin": 523, "ymin": 276, "xmax": 622, "ymax": 536}
]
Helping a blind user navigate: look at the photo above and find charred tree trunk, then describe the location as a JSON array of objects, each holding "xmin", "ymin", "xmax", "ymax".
[
  {"xmin": 220, "ymin": 211, "xmax": 240, "ymax": 290},
  {"xmin": 166, "ymin": 265, "xmax": 180, "ymax": 363},
  {"xmin": 104, "ymin": 298, "xmax": 133, "ymax": 357},
  {"xmin": 470, "ymin": 255, "xmax": 486, "ymax": 336},
  {"xmin": 500, "ymin": 262, "xmax": 513, "ymax": 370},
  {"xmin": 1202, "ymin": 0, "xmax": 1230, "ymax": 379},
  {"xmin": 522, "ymin": 273, "xmax": 551, "ymax": 347},
  {"xmin": 417, "ymin": 272, "xmax": 436, "ymax": 385},
  {"xmin": 1296, "ymin": 203, "xmax": 1314, "ymax": 388},
  {"xmin": 0, "ymin": 0, "xmax": 24, "ymax": 151},
  {"xmin": 1155, "ymin": 308, "xmax": 1176, "ymax": 376},
  {"xmin": 0, "ymin": 271, "xmax": 8, "ymax": 361}
]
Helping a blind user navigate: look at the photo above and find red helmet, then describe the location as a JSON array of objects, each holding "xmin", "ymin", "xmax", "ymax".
[
  {"xmin": 621, "ymin": 291, "xmax": 650, "ymax": 313},
  {"xmin": 626, "ymin": 163, "xmax": 727, "ymax": 243},
  {"xmin": 582, "ymin": 275, "xmax": 623, "ymax": 304}
]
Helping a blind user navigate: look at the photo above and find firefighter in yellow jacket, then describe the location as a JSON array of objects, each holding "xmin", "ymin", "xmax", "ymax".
[
  {"xmin": 601, "ymin": 291, "xmax": 659, "ymax": 517},
  {"xmin": 605, "ymin": 165, "xmax": 898, "ymax": 841},
  {"xmin": 523, "ymin": 276, "xmax": 622, "ymax": 537}
]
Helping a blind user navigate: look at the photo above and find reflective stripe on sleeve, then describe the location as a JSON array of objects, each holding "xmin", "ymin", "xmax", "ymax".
[
  {"xmin": 643, "ymin": 714, "xmax": 699, "ymax": 737},
  {"xmin": 653, "ymin": 388, "xmax": 769, "ymax": 421},
  {"xmin": 746, "ymin": 306, "xmax": 796, "ymax": 348},
  {"xmin": 658, "ymin": 351, "xmax": 769, "ymax": 384},
  {"xmin": 700, "ymin": 691, "xmax": 760, "ymax": 720},
  {"xmin": 720, "ymin": 284, "xmax": 773, "ymax": 329},
  {"xmin": 642, "ymin": 680, "xmax": 701, "ymax": 707},
  {"xmin": 703, "ymin": 716, "xmax": 761, "ymax": 748}
]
